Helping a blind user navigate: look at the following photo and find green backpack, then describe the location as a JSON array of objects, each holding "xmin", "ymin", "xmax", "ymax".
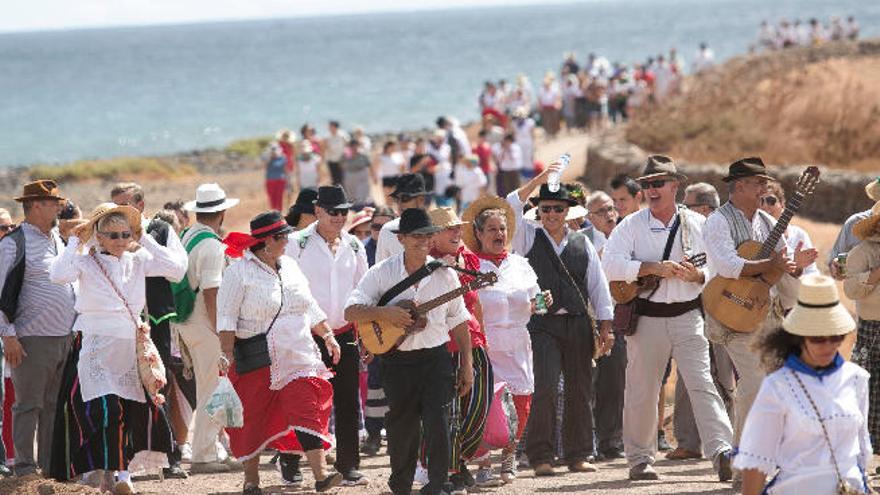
[{"xmin": 170, "ymin": 230, "xmax": 219, "ymax": 324}]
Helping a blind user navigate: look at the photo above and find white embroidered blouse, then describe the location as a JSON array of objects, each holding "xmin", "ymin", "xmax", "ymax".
[
  {"xmin": 217, "ymin": 252, "xmax": 330, "ymax": 390},
  {"xmin": 477, "ymin": 255, "xmax": 539, "ymax": 352},
  {"xmin": 49, "ymin": 234, "xmax": 187, "ymax": 402},
  {"xmin": 733, "ymin": 355, "xmax": 871, "ymax": 494}
]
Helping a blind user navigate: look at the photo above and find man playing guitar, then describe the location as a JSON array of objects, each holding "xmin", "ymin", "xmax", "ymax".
[
  {"xmin": 602, "ymin": 155, "xmax": 734, "ymax": 482},
  {"xmin": 702, "ymin": 158, "xmax": 817, "ymax": 461}
]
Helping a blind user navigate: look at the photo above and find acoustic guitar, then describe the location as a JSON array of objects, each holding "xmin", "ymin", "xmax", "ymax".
[
  {"xmin": 358, "ymin": 271, "xmax": 498, "ymax": 355},
  {"xmin": 702, "ymin": 167, "xmax": 820, "ymax": 332},
  {"xmin": 609, "ymin": 253, "xmax": 707, "ymax": 304}
]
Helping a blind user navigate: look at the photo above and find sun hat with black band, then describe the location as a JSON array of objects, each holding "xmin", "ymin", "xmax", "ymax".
[
  {"xmin": 636, "ymin": 154, "xmax": 688, "ymax": 182},
  {"xmin": 78, "ymin": 202, "xmax": 143, "ymax": 245},
  {"xmin": 722, "ymin": 157, "xmax": 775, "ymax": 183},
  {"xmin": 390, "ymin": 173, "xmax": 430, "ymax": 199},
  {"xmin": 782, "ymin": 274, "xmax": 855, "ymax": 337},
  {"xmin": 314, "ymin": 185, "xmax": 354, "ymax": 210},
  {"xmin": 391, "ymin": 208, "xmax": 441, "ymax": 235},
  {"xmin": 222, "ymin": 210, "xmax": 294, "ymax": 258},
  {"xmin": 528, "ymin": 183, "xmax": 579, "ymax": 206},
  {"xmin": 183, "ymin": 183, "xmax": 240, "ymax": 213}
]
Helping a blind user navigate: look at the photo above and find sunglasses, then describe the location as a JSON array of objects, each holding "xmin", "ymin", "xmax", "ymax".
[
  {"xmin": 760, "ymin": 196, "xmax": 778, "ymax": 206},
  {"xmin": 685, "ymin": 203, "xmax": 716, "ymax": 211},
  {"xmin": 804, "ymin": 335, "xmax": 846, "ymax": 344},
  {"xmin": 0, "ymin": 224, "xmax": 16, "ymax": 232},
  {"xmin": 589, "ymin": 205, "xmax": 615, "ymax": 216},
  {"xmin": 640, "ymin": 179, "xmax": 668, "ymax": 190},
  {"xmin": 539, "ymin": 205, "xmax": 567, "ymax": 214},
  {"xmin": 326, "ymin": 208, "xmax": 349, "ymax": 217},
  {"xmin": 98, "ymin": 231, "xmax": 132, "ymax": 240},
  {"xmin": 370, "ymin": 223, "xmax": 385, "ymax": 231},
  {"xmin": 397, "ymin": 194, "xmax": 416, "ymax": 203},
  {"xmin": 272, "ymin": 233, "xmax": 288, "ymax": 241}
]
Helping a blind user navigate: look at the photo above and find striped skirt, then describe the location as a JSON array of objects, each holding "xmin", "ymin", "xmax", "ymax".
[{"xmin": 49, "ymin": 333, "xmax": 173, "ymax": 481}]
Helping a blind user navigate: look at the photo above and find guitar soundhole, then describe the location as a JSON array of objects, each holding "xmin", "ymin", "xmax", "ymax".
[
  {"xmin": 721, "ymin": 290, "xmax": 754, "ymax": 310},
  {"xmin": 372, "ymin": 321, "xmax": 384, "ymax": 345}
]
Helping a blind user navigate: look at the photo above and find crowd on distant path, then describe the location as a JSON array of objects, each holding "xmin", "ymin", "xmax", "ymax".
[{"xmin": 755, "ymin": 15, "xmax": 860, "ymax": 52}]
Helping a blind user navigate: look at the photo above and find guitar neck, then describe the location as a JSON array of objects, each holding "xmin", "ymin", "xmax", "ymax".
[
  {"xmin": 756, "ymin": 192, "xmax": 802, "ymax": 259},
  {"xmin": 416, "ymin": 286, "xmax": 470, "ymax": 315}
]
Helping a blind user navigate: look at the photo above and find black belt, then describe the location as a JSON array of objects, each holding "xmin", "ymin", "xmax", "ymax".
[{"xmin": 636, "ymin": 296, "xmax": 702, "ymax": 318}]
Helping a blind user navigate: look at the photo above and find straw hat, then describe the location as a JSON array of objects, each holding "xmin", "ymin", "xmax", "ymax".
[
  {"xmin": 428, "ymin": 207, "xmax": 469, "ymax": 230},
  {"xmin": 461, "ymin": 196, "xmax": 516, "ymax": 253},
  {"xmin": 79, "ymin": 202, "xmax": 143, "ymax": 244},
  {"xmin": 346, "ymin": 207, "xmax": 375, "ymax": 233},
  {"xmin": 782, "ymin": 274, "xmax": 855, "ymax": 337},
  {"xmin": 853, "ymin": 201, "xmax": 880, "ymax": 240},
  {"xmin": 525, "ymin": 204, "xmax": 588, "ymax": 222},
  {"xmin": 865, "ymin": 177, "xmax": 880, "ymax": 201}
]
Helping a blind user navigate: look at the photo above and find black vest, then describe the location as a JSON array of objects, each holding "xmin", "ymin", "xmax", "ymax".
[
  {"xmin": 145, "ymin": 219, "xmax": 176, "ymax": 323},
  {"xmin": 526, "ymin": 229, "xmax": 589, "ymax": 315},
  {"xmin": 0, "ymin": 227, "xmax": 26, "ymax": 322}
]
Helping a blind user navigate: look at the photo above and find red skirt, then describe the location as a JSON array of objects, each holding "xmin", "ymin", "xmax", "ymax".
[{"xmin": 226, "ymin": 366, "xmax": 334, "ymax": 460}]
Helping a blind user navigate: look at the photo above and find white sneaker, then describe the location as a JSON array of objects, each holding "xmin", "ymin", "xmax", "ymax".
[
  {"xmin": 179, "ymin": 443, "xmax": 193, "ymax": 462},
  {"xmin": 414, "ymin": 463, "xmax": 429, "ymax": 486}
]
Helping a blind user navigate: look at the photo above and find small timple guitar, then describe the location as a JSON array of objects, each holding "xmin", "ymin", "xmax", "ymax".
[
  {"xmin": 609, "ymin": 253, "xmax": 707, "ymax": 304},
  {"xmin": 358, "ymin": 271, "xmax": 498, "ymax": 355},
  {"xmin": 703, "ymin": 166, "xmax": 820, "ymax": 332}
]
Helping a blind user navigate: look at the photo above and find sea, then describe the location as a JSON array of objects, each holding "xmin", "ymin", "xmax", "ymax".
[{"xmin": 1, "ymin": 0, "xmax": 878, "ymax": 168}]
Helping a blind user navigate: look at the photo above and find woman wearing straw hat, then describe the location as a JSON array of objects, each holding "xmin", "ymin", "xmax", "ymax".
[
  {"xmin": 47, "ymin": 203, "xmax": 187, "ymax": 493},
  {"xmin": 735, "ymin": 275, "xmax": 870, "ymax": 495},
  {"xmin": 463, "ymin": 197, "xmax": 550, "ymax": 484},
  {"xmin": 218, "ymin": 210, "xmax": 343, "ymax": 494},
  {"xmin": 843, "ymin": 200, "xmax": 880, "ymax": 453}
]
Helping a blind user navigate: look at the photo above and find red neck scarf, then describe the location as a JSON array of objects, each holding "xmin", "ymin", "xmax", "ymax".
[{"xmin": 476, "ymin": 250, "xmax": 508, "ymax": 265}]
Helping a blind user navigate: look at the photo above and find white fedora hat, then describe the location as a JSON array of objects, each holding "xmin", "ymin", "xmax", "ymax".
[
  {"xmin": 783, "ymin": 274, "xmax": 855, "ymax": 337},
  {"xmin": 183, "ymin": 183, "xmax": 240, "ymax": 213}
]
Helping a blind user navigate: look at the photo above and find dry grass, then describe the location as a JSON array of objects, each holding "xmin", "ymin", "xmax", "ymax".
[
  {"xmin": 627, "ymin": 43, "xmax": 880, "ymax": 172},
  {"xmin": 224, "ymin": 136, "xmax": 273, "ymax": 158},
  {"xmin": 29, "ymin": 156, "xmax": 197, "ymax": 182}
]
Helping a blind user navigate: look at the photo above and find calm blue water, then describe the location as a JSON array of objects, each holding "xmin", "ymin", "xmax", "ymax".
[{"xmin": 0, "ymin": 0, "xmax": 877, "ymax": 167}]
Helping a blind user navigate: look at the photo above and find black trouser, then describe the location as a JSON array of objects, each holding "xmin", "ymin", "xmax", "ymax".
[
  {"xmin": 327, "ymin": 161, "xmax": 344, "ymax": 185},
  {"xmin": 526, "ymin": 314, "xmax": 595, "ymax": 466},
  {"xmin": 315, "ymin": 328, "xmax": 361, "ymax": 474},
  {"xmin": 150, "ymin": 318, "xmax": 182, "ymax": 466},
  {"xmin": 382, "ymin": 345, "xmax": 454, "ymax": 495},
  {"xmin": 593, "ymin": 331, "xmax": 627, "ymax": 453}
]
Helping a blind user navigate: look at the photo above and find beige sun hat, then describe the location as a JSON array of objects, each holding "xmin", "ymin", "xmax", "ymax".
[
  {"xmin": 461, "ymin": 196, "xmax": 517, "ymax": 253},
  {"xmin": 428, "ymin": 207, "xmax": 469, "ymax": 230},
  {"xmin": 782, "ymin": 274, "xmax": 855, "ymax": 337},
  {"xmin": 865, "ymin": 177, "xmax": 880, "ymax": 201},
  {"xmin": 853, "ymin": 201, "xmax": 880, "ymax": 240},
  {"xmin": 78, "ymin": 202, "xmax": 143, "ymax": 245}
]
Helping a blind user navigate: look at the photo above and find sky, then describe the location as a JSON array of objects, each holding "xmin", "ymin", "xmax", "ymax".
[{"xmin": 1, "ymin": 0, "xmax": 587, "ymax": 33}]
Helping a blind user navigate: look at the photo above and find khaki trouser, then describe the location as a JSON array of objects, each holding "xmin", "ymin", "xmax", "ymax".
[
  {"xmin": 673, "ymin": 342, "xmax": 737, "ymax": 453},
  {"xmin": 623, "ymin": 310, "xmax": 733, "ymax": 467},
  {"xmin": 173, "ymin": 296, "xmax": 222, "ymax": 463}
]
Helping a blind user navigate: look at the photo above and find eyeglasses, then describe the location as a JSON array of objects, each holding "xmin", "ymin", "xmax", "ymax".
[
  {"xmin": 98, "ymin": 231, "xmax": 132, "ymax": 240},
  {"xmin": 589, "ymin": 205, "xmax": 615, "ymax": 216},
  {"xmin": 0, "ymin": 224, "xmax": 16, "ymax": 232},
  {"xmin": 370, "ymin": 223, "xmax": 385, "ymax": 231},
  {"xmin": 760, "ymin": 196, "xmax": 778, "ymax": 206},
  {"xmin": 640, "ymin": 179, "xmax": 668, "ymax": 190},
  {"xmin": 326, "ymin": 208, "xmax": 349, "ymax": 217},
  {"xmin": 685, "ymin": 203, "xmax": 716, "ymax": 211},
  {"xmin": 804, "ymin": 335, "xmax": 846, "ymax": 344},
  {"xmin": 539, "ymin": 205, "xmax": 567, "ymax": 214}
]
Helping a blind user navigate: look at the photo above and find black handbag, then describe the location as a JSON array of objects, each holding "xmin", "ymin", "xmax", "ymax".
[{"xmin": 234, "ymin": 269, "xmax": 283, "ymax": 374}]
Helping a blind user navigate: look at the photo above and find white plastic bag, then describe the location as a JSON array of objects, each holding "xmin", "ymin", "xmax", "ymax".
[{"xmin": 204, "ymin": 376, "xmax": 244, "ymax": 428}]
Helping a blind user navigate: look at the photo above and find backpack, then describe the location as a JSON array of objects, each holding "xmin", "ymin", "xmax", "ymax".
[
  {"xmin": 0, "ymin": 227, "xmax": 26, "ymax": 323},
  {"xmin": 170, "ymin": 230, "xmax": 219, "ymax": 323}
]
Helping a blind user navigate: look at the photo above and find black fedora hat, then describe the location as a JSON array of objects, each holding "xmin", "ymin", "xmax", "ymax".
[
  {"xmin": 250, "ymin": 210, "xmax": 294, "ymax": 238},
  {"xmin": 390, "ymin": 174, "xmax": 430, "ymax": 199},
  {"xmin": 391, "ymin": 208, "xmax": 441, "ymax": 235},
  {"xmin": 722, "ymin": 157, "xmax": 774, "ymax": 182},
  {"xmin": 528, "ymin": 184, "xmax": 579, "ymax": 206},
  {"xmin": 314, "ymin": 185, "xmax": 353, "ymax": 209}
]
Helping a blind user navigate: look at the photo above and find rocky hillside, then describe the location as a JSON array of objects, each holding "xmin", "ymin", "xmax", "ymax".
[{"xmin": 626, "ymin": 39, "xmax": 880, "ymax": 173}]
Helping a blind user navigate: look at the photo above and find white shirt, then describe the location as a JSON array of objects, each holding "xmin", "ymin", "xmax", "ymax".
[
  {"xmin": 538, "ymin": 84, "xmax": 559, "ymax": 107},
  {"xmin": 602, "ymin": 208, "xmax": 707, "ymax": 304},
  {"xmin": 175, "ymin": 223, "xmax": 227, "ymax": 330},
  {"xmin": 217, "ymin": 252, "xmax": 329, "ymax": 389},
  {"xmin": 285, "ymin": 223, "xmax": 368, "ymax": 331},
  {"xmin": 506, "ymin": 191, "xmax": 614, "ymax": 321},
  {"xmin": 477, "ymin": 255, "xmax": 539, "ymax": 351},
  {"xmin": 324, "ymin": 130, "xmax": 350, "ymax": 162},
  {"xmin": 733, "ymin": 360, "xmax": 870, "ymax": 494},
  {"xmin": 785, "ymin": 224, "xmax": 819, "ymax": 275},
  {"xmin": 378, "ymin": 152, "xmax": 405, "ymax": 178},
  {"xmin": 493, "ymin": 143, "xmax": 523, "ymax": 172},
  {"xmin": 454, "ymin": 163, "xmax": 488, "ymax": 204},
  {"xmin": 345, "ymin": 254, "xmax": 470, "ymax": 351},
  {"xmin": 375, "ymin": 218, "xmax": 404, "ymax": 264}
]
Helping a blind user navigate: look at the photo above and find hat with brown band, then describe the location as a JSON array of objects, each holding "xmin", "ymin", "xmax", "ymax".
[
  {"xmin": 722, "ymin": 157, "xmax": 774, "ymax": 182},
  {"xmin": 428, "ymin": 207, "xmax": 470, "ymax": 230},
  {"xmin": 636, "ymin": 155, "xmax": 688, "ymax": 182},
  {"xmin": 14, "ymin": 179, "xmax": 66, "ymax": 203}
]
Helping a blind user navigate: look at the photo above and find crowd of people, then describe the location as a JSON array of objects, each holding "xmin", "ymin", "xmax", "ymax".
[
  {"xmin": 1, "ymin": 142, "xmax": 879, "ymax": 495},
  {"xmin": 755, "ymin": 15, "xmax": 860, "ymax": 52}
]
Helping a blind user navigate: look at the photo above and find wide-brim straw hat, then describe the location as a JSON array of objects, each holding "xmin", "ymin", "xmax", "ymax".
[
  {"xmin": 865, "ymin": 178, "xmax": 880, "ymax": 202},
  {"xmin": 428, "ymin": 207, "xmax": 469, "ymax": 230},
  {"xmin": 853, "ymin": 201, "xmax": 880, "ymax": 240},
  {"xmin": 461, "ymin": 196, "xmax": 516, "ymax": 253},
  {"xmin": 524, "ymin": 204, "xmax": 588, "ymax": 222},
  {"xmin": 79, "ymin": 203, "xmax": 143, "ymax": 245},
  {"xmin": 346, "ymin": 207, "xmax": 375, "ymax": 232},
  {"xmin": 783, "ymin": 274, "xmax": 855, "ymax": 337}
]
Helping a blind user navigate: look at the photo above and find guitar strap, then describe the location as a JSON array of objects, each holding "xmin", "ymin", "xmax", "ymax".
[
  {"xmin": 644, "ymin": 212, "xmax": 682, "ymax": 301},
  {"xmin": 378, "ymin": 260, "xmax": 444, "ymax": 307}
]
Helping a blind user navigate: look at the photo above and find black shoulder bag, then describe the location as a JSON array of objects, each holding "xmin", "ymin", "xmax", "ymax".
[{"xmin": 234, "ymin": 268, "xmax": 284, "ymax": 375}]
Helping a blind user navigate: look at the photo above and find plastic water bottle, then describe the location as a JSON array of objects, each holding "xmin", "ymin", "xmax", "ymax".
[{"xmin": 547, "ymin": 153, "xmax": 571, "ymax": 192}]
